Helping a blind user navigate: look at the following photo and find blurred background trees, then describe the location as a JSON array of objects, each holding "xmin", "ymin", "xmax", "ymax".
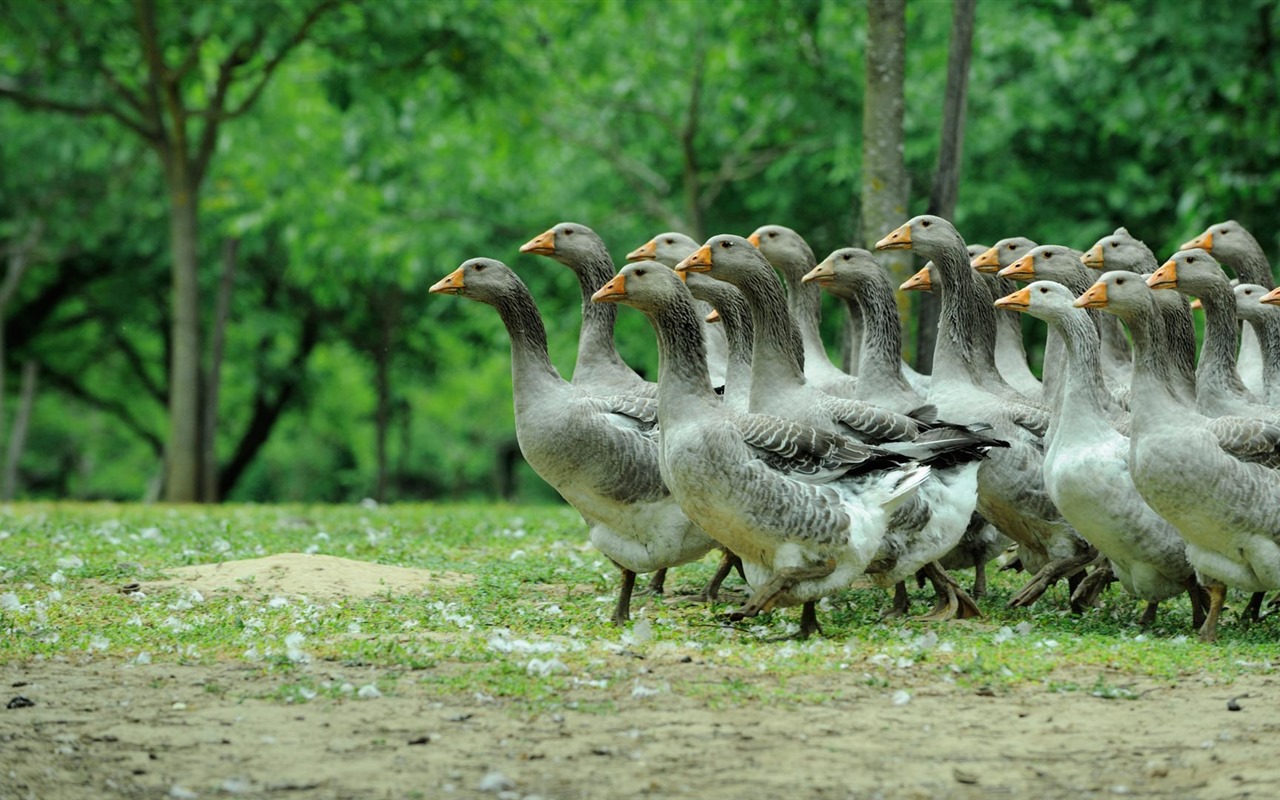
[{"xmin": 1, "ymin": 0, "xmax": 1277, "ymax": 503}]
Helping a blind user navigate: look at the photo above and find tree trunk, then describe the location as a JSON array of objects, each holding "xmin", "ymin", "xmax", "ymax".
[
  {"xmin": 163, "ymin": 169, "xmax": 203, "ymax": 502},
  {"xmin": 373, "ymin": 344, "xmax": 390, "ymax": 504},
  {"xmin": 916, "ymin": 0, "xmax": 977, "ymax": 373},
  {"xmin": 2, "ymin": 360, "xmax": 38, "ymax": 500},
  {"xmin": 201, "ymin": 237, "xmax": 238, "ymax": 502},
  {"xmin": 860, "ymin": 0, "xmax": 914, "ymax": 360}
]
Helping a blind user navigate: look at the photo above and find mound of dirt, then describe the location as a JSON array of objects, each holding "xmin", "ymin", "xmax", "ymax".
[{"xmin": 147, "ymin": 552, "xmax": 471, "ymax": 601}]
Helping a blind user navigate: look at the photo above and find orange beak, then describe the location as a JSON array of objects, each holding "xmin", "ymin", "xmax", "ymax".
[
  {"xmin": 1180, "ymin": 230, "xmax": 1212, "ymax": 252},
  {"xmin": 626, "ymin": 240, "xmax": 657, "ymax": 262},
  {"xmin": 520, "ymin": 229, "xmax": 556, "ymax": 256},
  {"xmin": 746, "ymin": 232, "xmax": 762, "ymax": 248},
  {"xmin": 970, "ymin": 246, "xmax": 1002, "ymax": 273},
  {"xmin": 1261, "ymin": 287, "xmax": 1280, "ymax": 306},
  {"xmin": 900, "ymin": 265, "xmax": 932, "ymax": 292},
  {"xmin": 876, "ymin": 223, "xmax": 912, "ymax": 251},
  {"xmin": 802, "ymin": 261, "xmax": 836, "ymax": 285},
  {"xmin": 998, "ymin": 253, "xmax": 1036, "ymax": 281},
  {"xmin": 1081, "ymin": 244, "xmax": 1105, "ymax": 269},
  {"xmin": 1074, "ymin": 282, "xmax": 1109, "ymax": 309},
  {"xmin": 994, "ymin": 286, "xmax": 1032, "ymax": 313},
  {"xmin": 705, "ymin": 308, "xmax": 722, "ymax": 323},
  {"xmin": 429, "ymin": 268, "xmax": 466, "ymax": 295},
  {"xmin": 1147, "ymin": 260, "xmax": 1178, "ymax": 290},
  {"xmin": 591, "ymin": 274, "xmax": 627, "ymax": 303},
  {"xmin": 675, "ymin": 244, "xmax": 714, "ymax": 274}
]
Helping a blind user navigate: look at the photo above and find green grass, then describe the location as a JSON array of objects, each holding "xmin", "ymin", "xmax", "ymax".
[{"xmin": 1, "ymin": 502, "xmax": 1275, "ymax": 710}]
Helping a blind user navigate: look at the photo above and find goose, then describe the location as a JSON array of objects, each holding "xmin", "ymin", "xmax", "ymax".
[
  {"xmin": 520, "ymin": 222, "xmax": 656, "ymax": 398},
  {"xmin": 746, "ymin": 224, "xmax": 861, "ymax": 397},
  {"xmin": 1233, "ymin": 284, "xmax": 1280, "ymax": 407},
  {"xmin": 676, "ymin": 235, "xmax": 928, "ymax": 443},
  {"xmin": 804, "ymin": 247, "xmax": 1010, "ymax": 606},
  {"xmin": 1082, "ymin": 227, "xmax": 1197, "ymax": 403},
  {"xmin": 995, "ymin": 281, "xmax": 1199, "ymax": 626},
  {"xmin": 1077, "ymin": 271, "xmax": 1280, "ymax": 642},
  {"xmin": 592, "ymin": 262, "xmax": 999, "ymax": 635},
  {"xmin": 970, "ymin": 238, "xmax": 1046, "ymax": 400},
  {"xmin": 998, "ymin": 245, "xmax": 1131, "ymax": 422},
  {"xmin": 680, "ymin": 271, "xmax": 754, "ymax": 413},
  {"xmin": 1148, "ymin": 250, "xmax": 1280, "ymax": 423},
  {"xmin": 429, "ymin": 259, "xmax": 715, "ymax": 624},
  {"xmin": 1181, "ymin": 221, "xmax": 1275, "ymax": 396},
  {"xmin": 1001, "ymin": 244, "xmax": 1132, "ymax": 393},
  {"xmin": 877, "ymin": 215, "xmax": 1096, "ymax": 609},
  {"xmin": 627, "ymin": 231, "xmax": 730, "ymax": 387},
  {"xmin": 749, "ymin": 224, "xmax": 930, "ymax": 395}
]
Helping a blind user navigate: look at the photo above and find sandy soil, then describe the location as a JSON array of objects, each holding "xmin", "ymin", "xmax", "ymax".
[{"xmin": 4, "ymin": 556, "xmax": 1278, "ymax": 800}]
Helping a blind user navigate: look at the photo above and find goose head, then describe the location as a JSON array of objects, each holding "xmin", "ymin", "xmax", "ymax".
[
  {"xmin": 1180, "ymin": 220, "xmax": 1256, "ymax": 266},
  {"xmin": 1147, "ymin": 249, "xmax": 1230, "ymax": 298},
  {"xmin": 1075, "ymin": 270, "xmax": 1153, "ymax": 321},
  {"xmin": 803, "ymin": 247, "xmax": 882, "ymax": 298},
  {"xmin": 875, "ymin": 214, "xmax": 965, "ymax": 261},
  {"xmin": 996, "ymin": 280, "xmax": 1080, "ymax": 325},
  {"xmin": 627, "ymin": 232, "xmax": 699, "ymax": 268},
  {"xmin": 1082, "ymin": 226, "xmax": 1156, "ymax": 273},
  {"xmin": 430, "ymin": 258, "xmax": 520, "ymax": 303},
  {"xmin": 520, "ymin": 221, "xmax": 610, "ymax": 271},
  {"xmin": 592, "ymin": 261, "xmax": 688, "ymax": 314},
  {"xmin": 1000, "ymin": 244, "xmax": 1087, "ymax": 285},
  {"xmin": 899, "ymin": 264, "xmax": 934, "ymax": 292},
  {"xmin": 747, "ymin": 224, "xmax": 816, "ymax": 279},
  {"xmin": 972, "ymin": 236, "xmax": 1037, "ymax": 274},
  {"xmin": 675, "ymin": 234, "xmax": 776, "ymax": 289}
]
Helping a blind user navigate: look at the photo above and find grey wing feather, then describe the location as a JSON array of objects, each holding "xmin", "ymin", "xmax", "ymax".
[
  {"xmin": 819, "ymin": 396, "xmax": 920, "ymax": 442},
  {"xmin": 1207, "ymin": 416, "xmax": 1280, "ymax": 468},
  {"xmin": 737, "ymin": 413, "xmax": 906, "ymax": 478}
]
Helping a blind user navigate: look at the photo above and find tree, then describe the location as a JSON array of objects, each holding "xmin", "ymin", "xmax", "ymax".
[
  {"xmin": 0, "ymin": 0, "xmax": 342, "ymax": 501},
  {"xmin": 914, "ymin": 0, "xmax": 976, "ymax": 373},
  {"xmin": 860, "ymin": 0, "xmax": 914, "ymax": 361}
]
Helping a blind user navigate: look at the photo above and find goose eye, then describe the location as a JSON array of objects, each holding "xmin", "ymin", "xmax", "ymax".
[
  {"xmin": 1044, "ymin": 251, "xmax": 1054, "ymax": 259},
  {"xmin": 474, "ymin": 263, "xmax": 486, "ymax": 271},
  {"xmin": 1110, "ymin": 241, "xmax": 1117, "ymax": 248},
  {"xmin": 1219, "ymin": 229, "xmax": 1228, "ymax": 235},
  {"xmin": 1187, "ymin": 256, "xmax": 1196, "ymax": 263},
  {"xmin": 563, "ymin": 229, "xmax": 574, "ymax": 236},
  {"xmin": 634, "ymin": 268, "xmax": 646, "ymax": 277},
  {"xmin": 922, "ymin": 220, "xmax": 932, "ymax": 227},
  {"xmin": 842, "ymin": 254, "xmax": 851, "ymax": 261},
  {"xmin": 1007, "ymin": 243, "xmax": 1015, "ymax": 249},
  {"xmin": 1117, "ymin": 278, "xmax": 1126, "ymax": 285},
  {"xmin": 1039, "ymin": 287, "xmax": 1048, "ymax": 293},
  {"xmin": 720, "ymin": 241, "xmax": 731, "ymax": 248},
  {"xmin": 768, "ymin": 232, "xmax": 778, "ymax": 238}
]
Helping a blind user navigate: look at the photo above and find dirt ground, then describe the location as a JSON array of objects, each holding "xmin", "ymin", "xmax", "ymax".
[{"xmin": 3, "ymin": 556, "xmax": 1278, "ymax": 800}]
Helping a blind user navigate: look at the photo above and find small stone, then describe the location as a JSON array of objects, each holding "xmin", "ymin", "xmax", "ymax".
[
  {"xmin": 953, "ymin": 768, "xmax": 979, "ymax": 785},
  {"xmin": 6, "ymin": 697, "xmax": 34, "ymax": 710},
  {"xmin": 1227, "ymin": 697, "xmax": 1243, "ymax": 711},
  {"xmin": 477, "ymin": 770, "xmax": 514, "ymax": 792}
]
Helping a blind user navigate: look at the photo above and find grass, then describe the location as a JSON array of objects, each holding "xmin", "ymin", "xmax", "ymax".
[{"xmin": 1, "ymin": 501, "xmax": 1275, "ymax": 711}]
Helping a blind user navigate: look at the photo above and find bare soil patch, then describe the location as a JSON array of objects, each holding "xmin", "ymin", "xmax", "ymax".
[
  {"xmin": 3, "ymin": 658, "xmax": 1277, "ymax": 799},
  {"xmin": 144, "ymin": 552, "xmax": 471, "ymax": 602}
]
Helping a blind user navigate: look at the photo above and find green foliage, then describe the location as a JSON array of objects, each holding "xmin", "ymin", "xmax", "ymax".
[{"xmin": 3, "ymin": 0, "xmax": 1279, "ymax": 501}]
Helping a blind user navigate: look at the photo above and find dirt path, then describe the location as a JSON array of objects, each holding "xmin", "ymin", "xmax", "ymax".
[{"xmin": 4, "ymin": 659, "xmax": 1277, "ymax": 800}]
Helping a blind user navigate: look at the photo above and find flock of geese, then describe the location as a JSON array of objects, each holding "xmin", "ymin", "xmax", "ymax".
[{"xmin": 430, "ymin": 215, "xmax": 1280, "ymax": 643}]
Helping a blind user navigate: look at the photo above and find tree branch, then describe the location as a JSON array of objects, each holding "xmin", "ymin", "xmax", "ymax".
[
  {"xmin": 52, "ymin": 0, "xmax": 156, "ymax": 133},
  {"xmin": 0, "ymin": 80, "xmax": 157, "ymax": 141},
  {"xmin": 221, "ymin": 0, "xmax": 343, "ymax": 121},
  {"xmin": 39, "ymin": 364, "xmax": 164, "ymax": 454},
  {"xmin": 111, "ymin": 328, "xmax": 167, "ymax": 405}
]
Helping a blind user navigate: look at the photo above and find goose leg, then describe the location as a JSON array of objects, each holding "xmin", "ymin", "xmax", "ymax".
[
  {"xmin": 1186, "ymin": 578, "xmax": 1208, "ymax": 630},
  {"xmin": 700, "ymin": 551, "xmax": 739, "ymax": 603},
  {"xmin": 612, "ymin": 568, "xmax": 637, "ymax": 626},
  {"xmin": 972, "ymin": 558, "xmax": 988, "ymax": 599},
  {"xmin": 1070, "ymin": 562, "xmax": 1116, "ymax": 611},
  {"xmin": 728, "ymin": 560, "xmax": 836, "ymax": 622},
  {"xmin": 798, "ymin": 601, "xmax": 824, "ymax": 639},
  {"xmin": 1138, "ymin": 601, "xmax": 1160, "ymax": 628},
  {"xmin": 645, "ymin": 568, "xmax": 667, "ymax": 596},
  {"xmin": 883, "ymin": 581, "xmax": 911, "ymax": 618},
  {"xmin": 1242, "ymin": 592, "xmax": 1265, "ymax": 624},
  {"xmin": 915, "ymin": 561, "xmax": 982, "ymax": 621},
  {"xmin": 1008, "ymin": 550, "xmax": 1098, "ymax": 609},
  {"xmin": 1199, "ymin": 583, "xmax": 1228, "ymax": 644}
]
